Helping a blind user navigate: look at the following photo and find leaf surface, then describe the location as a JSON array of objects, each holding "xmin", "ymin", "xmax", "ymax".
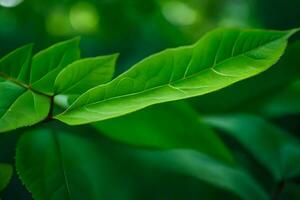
[
  {"xmin": 54, "ymin": 54, "xmax": 118, "ymax": 107},
  {"xmin": 30, "ymin": 38, "xmax": 80, "ymax": 94},
  {"xmin": 135, "ymin": 149, "xmax": 269, "ymax": 200},
  {"xmin": 56, "ymin": 28, "xmax": 297, "ymax": 125},
  {"xmin": 16, "ymin": 125, "xmax": 132, "ymax": 200},
  {"xmin": 0, "ymin": 163, "xmax": 13, "ymax": 191},
  {"xmin": 204, "ymin": 114, "xmax": 300, "ymax": 181},
  {"xmin": 94, "ymin": 102, "xmax": 234, "ymax": 164},
  {"xmin": 0, "ymin": 46, "xmax": 51, "ymax": 133}
]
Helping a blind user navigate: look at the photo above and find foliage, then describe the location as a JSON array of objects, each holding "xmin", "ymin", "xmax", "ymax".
[{"xmin": 0, "ymin": 26, "xmax": 300, "ymax": 200}]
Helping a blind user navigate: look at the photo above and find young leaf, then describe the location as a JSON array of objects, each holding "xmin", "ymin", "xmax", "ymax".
[
  {"xmin": 0, "ymin": 44, "xmax": 33, "ymax": 83},
  {"xmin": 30, "ymin": 38, "xmax": 81, "ymax": 95},
  {"xmin": 56, "ymin": 28, "xmax": 298, "ymax": 125},
  {"xmin": 0, "ymin": 90, "xmax": 50, "ymax": 133},
  {"xmin": 204, "ymin": 114, "xmax": 300, "ymax": 181},
  {"xmin": 16, "ymin": 125, "xmax": 134, "ymax": 200},
  {"xmin": 135, "ymin": 149, "xmax": 269, "ymax": 200},
  {"xmin": 54, "ymin": 54, "xmax": 118, "ymax": 107},
  {"xmin": 0, "ymin": 163, "xmax": 13, "ymax": 191},
  {"xmin": 94, "ymin": 102, "xmax": 234, "ymax": 164}
]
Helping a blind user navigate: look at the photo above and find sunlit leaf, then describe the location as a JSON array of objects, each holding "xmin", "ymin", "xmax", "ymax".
[
  {"xmin": 30, "ymin": 38, "xmax": 81, "ymax": 95},
  {"xmin": 0, "ymin": 46, "xmax": 51, "ymax": 133},
  {"xmin": 56, "ymin": 28, "xmax": 297, "ymax": 125},
  {"xmin": 190, "ymin": 40, "xmax": 300, "ymax": 114},
  {"xmin": 54, "ymin": 54, "xmax": 118, "ymax": 107}
]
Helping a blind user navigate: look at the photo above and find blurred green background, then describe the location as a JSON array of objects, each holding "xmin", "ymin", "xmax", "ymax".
[
  {"xmin": 1, "ymin": 0, "xmax": 299, "ymax": 73},
  {"xmin": 1, "ymin": 0, "xmax": 300, "ymax": 199}
]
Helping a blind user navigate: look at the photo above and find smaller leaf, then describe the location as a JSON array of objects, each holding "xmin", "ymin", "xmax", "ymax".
[
  {"xmin": 54, "ymin": 54, "xmax": 118, "ymax": 107},
  {"xmin": 0, "ymin": 44, "xmax": 33, "ymax": 83},
  {"xmin": 0, "ymin": 163, "xmax": 13, "ymax": 191},
  {"xmin": 30, "ymin": 38, "xmax": 81, "ymax": 95},
  {"xmin": 204, "ymin": 114, "xmax": 300, "ymax": 181},
  {"xmin": 0, "ymin": 91, "xmax": 50, "ymax": 133}
]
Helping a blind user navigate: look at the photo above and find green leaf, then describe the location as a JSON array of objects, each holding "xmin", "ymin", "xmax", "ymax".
[
  {"xmin": 54, "ymin": 54, "xmax": 118, "ymax": 107},
  {"xmin": 0, "ymin": 163, "xmax": 13, "ymax": 191},
  {"xmin": 190, "ymin": 40, "xmax": 300, "ymax": 114},
  {"xmin": 0, "ymin": 44, "xmax": 33, "ymax": 83},
  {"xmin": 0, "ymin": 90, "xmax": 50, "ymax": 133},
  {"xmin": 56, "ymin": 28, "xmax": 297, "ymax": 125},
  {"xmin": 261, "ymin": 79, "xmax": 300, "ymax": 117},
  {"xmin": 16, "ymin": 125, "xmax": 133, "ymax": 200},
  {"xmin": 204, "ymin": 114, "xmax": 300, "ymax": 181},
  {"xmin": 0, "ymin": 46, "xmax": 51, "ymax": 133},
  {"xmin": 135, "ymin": 149, "xmax": 269, "ymax": 200},
  {"xmin": 94, "ymin": 102, "xmax": 234, "ymax": 164},
  {"xmin": 30, "ymin": 38, "xmax": 81, "ymax": 95}
]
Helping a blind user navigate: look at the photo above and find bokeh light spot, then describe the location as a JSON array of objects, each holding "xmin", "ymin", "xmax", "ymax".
[
  {"xmin": 69, "ymin": 2, "xmax": 100, "ymax": 34},
  {"xmin": 0, "ymin": 0, "xmax": 23, "ymax": 7},
  {"xmin": 162, "ymin": 1, "xmax": 197, "ymax": 26},
  {"xmin": 46, "ymin": 9, "xmax": 73, "ymax": 36}
]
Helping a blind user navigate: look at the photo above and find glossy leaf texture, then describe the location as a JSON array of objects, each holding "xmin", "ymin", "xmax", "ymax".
[
  {"xmin": 135, "ymin": 149, "xmax": 269, "ymax": 200},
  {"xmin": 204, "ymin": 114, "xmax": 300, "ymax": 181},
  {"xmin": 94, "ymin": 102, "xmax": 234, "ymax": 164},
  {"xmin": 56, "ymin": 28, "xmax": 298, "ymax": 125},
  {"xmin": 30, "ymin": 38, "xmax": 81, "ymax": 95},
  {"xmin": 54, "ymin": 54, "xmax": 118, "ymax": 107},
  {"xmin": 16, "ymin": 125, "xmax": 133, "ymax": 200},
  {"xmin": 190, "ymin": 40, "xmax": 300, "ymax": 114},
  {"xmin": 0, "ymin": 46, "xmax": 51, "ymax": 133},
  {"xmin": 0, "ymin": 163, "xmax": 13, "ymax": 191}
]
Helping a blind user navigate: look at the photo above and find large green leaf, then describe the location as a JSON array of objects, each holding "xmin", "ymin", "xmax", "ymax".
[
  {"xmin": 56, "ymin": 28, "xmax": 297, "ymax": 125},
  {"xmin": 16, "ymin": 125, "xmax": 133, "ymax": 200},
  {"xmin": 0, "ymin": 163, "xmax": 13, "ymax": 191},
  {"xmin": 94, "ymin": 102, "xmax": 234, "ymax": 164},
  {"xmin": 135, "ymin": 149, "xmax": 269, "ymax": 200},
  {"xmin": 0, "ymin": 46, "xmax": 51, "ymax": 133},
  {"xmin": 204, "ymin": 114, "xmax": 300, "ymax": 181},
  {"xmin": 30, "ymin": 38, "xmax": 81, "ymax": 95},
  {"xmin": 54, "ymin": 54, "xmax": 118, "ymax": 107}
]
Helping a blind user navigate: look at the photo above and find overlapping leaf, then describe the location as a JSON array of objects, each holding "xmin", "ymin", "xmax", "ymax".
[
  {"xmin": 134, "ymin": 149, "xmax": 269, "ymax": 200},
  {"xmin": 0, "ymin": 163, "xmax": 13, "ymax": 191},
  {"xmin": 54, "ymin": 54, "xmax": 118, "ymax": 107},
  {"xmin": 56, "ymin": 28, "xmax": 297, "ymax": 125},
  {"xmin": 204, "ymin": 114, "xmax": 300, "ymax": 181},
  {"xmin": 30, "ymin": 38, "xmax": 81, "ymax": 94},
  {"xmin": 94, "ymin": 102, "xmax": 234, "ymax": 164},
  {"xmin": 0, "ymin": 46, "xmax": 50, "ymax": 133},
  {"xmin": 16, "ymin": 125, "xmax": 134, "ymax": 200}
]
